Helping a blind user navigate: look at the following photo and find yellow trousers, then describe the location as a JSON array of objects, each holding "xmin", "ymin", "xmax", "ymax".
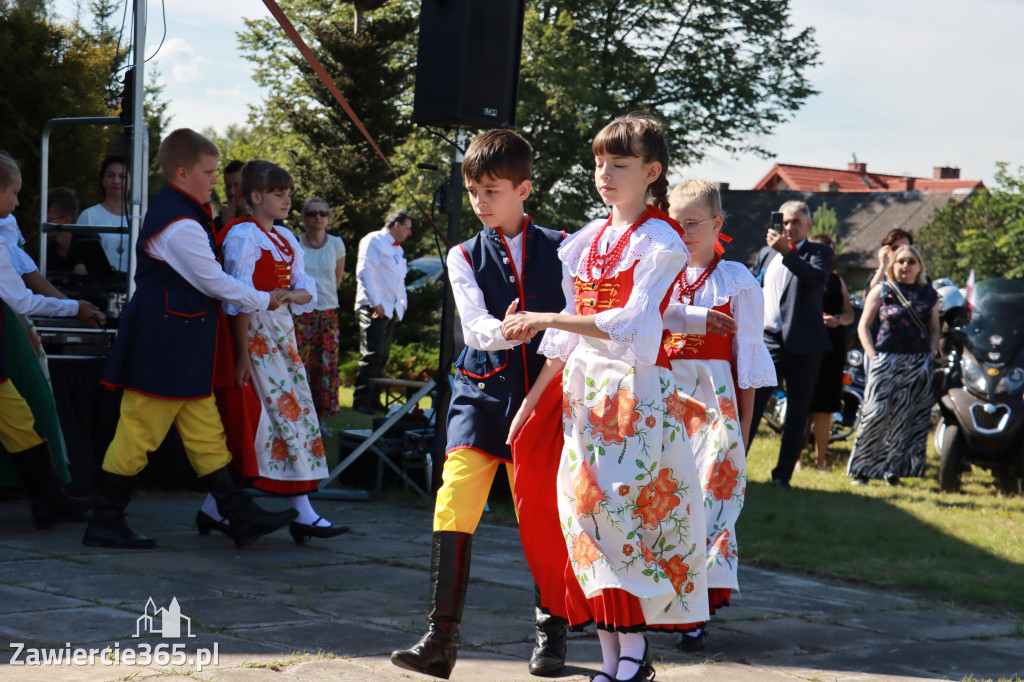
[
  {"xmin": 102, "ymin": 391, "xmax": 231, "ymax": 477},
  {"xmin": 0, "ymin": 379, "xmax": 44, "ymax": 452},
  {"xmin": 433, "ymin": 447, "xmax": 515, "ymax": 534}
]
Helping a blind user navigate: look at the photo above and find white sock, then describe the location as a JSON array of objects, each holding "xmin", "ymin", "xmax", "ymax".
[
  {"xmin": 597, "ymin": 629, "xmax": 620, "ymax": 677},
  {"xmin": 200, "ymin": 493, "xmax": 228, "ymax": 524},
  {"xmin": 616, "ymin": 632, "xmax": 646, "ymax": 680},
  {"xmin": 289, "ymin": 495, "xmax": 331, "ymax": 526}
]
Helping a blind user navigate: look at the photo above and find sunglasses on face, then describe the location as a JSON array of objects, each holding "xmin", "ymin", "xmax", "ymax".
[
  {"xmin": 304, "ymin": 210, "xmax": 329, "ymax": 218},
  {"xmin": 895, "ymin": 258, "xmax": 918, "ymax": 265}
]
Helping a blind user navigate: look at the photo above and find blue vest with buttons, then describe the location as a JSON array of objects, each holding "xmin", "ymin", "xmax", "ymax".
[
  {"xmin": 446, "ymin": 221, "xmax": 566, "ymax": 461},
  {"xmin": 101, "ymin": 184, "xmax": 221, "ymax": 399}
]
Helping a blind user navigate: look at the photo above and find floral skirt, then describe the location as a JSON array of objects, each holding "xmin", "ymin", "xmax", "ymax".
[
  {"xmin": 244, "ymin": 308, "xmax": 328, "ymax": 485},
  {"xmin": 556, "ymin": 338, "xmax": 708, "ymax": 628},
  {"xmin": 670, "ymin": 358, "xmax": 746, "ymax": 592},
  {"xmin": 293, "ymin": 308, "xmax": 341, "ymax": 420}
]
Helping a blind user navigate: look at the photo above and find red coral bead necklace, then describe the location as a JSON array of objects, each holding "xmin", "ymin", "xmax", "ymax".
[
  {"xmin": 582, "ymin": 206, "xmax": 654, "ymax": 281},
  {"xmin": 676, "ymin": 253, "xmax": 721, "ymax": 303}
]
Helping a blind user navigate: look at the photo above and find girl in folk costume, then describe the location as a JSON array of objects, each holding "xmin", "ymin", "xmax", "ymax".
[
  {"xmin": 504, "ymin": 114, "xmax": 709, "ymax": 682},
  {"xmin": 199, "ymin": 160, "xmax": 348, "ymax": 544},
  {"xmin": 663, "ymin": 180, "xmax": 776, "ymax": 651}
]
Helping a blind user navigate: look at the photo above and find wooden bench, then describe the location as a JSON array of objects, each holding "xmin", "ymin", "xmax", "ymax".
[{"xmin": 369, "ymin": 377, "xmax": 429, "ymax": 407}]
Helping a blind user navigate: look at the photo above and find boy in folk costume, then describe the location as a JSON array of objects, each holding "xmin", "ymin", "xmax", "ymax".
[
  {"xmin": 390, "ymin": 130, "xmax": 570, "ymax": 679},
  {"xmin": 83, "ymin": 129, "xmax": 297, "ymax": 550},
  {"xmin": 0, "ymin": 150, "xmax": 102, "ymax": 527},
  {"xmin": 663, "ymin": 180, "xmax": 775, "ymax": 650}
]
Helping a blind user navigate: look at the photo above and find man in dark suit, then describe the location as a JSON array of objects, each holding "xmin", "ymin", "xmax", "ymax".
[{"xmin": 748, "ymin": 200, "xmax": 833, "ymax": 489}]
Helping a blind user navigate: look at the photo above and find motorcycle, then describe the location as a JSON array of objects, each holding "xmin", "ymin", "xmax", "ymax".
[
  {"xmin": 763, "ymin": 295, "xmax": 865, "ymax": 442},
  {"xmin": 933, "ymin": 278, "xmax": 1024, "ymax": 493}
]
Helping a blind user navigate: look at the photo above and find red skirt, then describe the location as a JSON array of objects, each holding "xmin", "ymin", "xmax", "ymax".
[
  {"xmin": 512, "ymin": 380, "xmax": 702, "ymax": 632},
  {"xmin": 212, "ymin": 310, "xmax": 318, "ymax": 496}
]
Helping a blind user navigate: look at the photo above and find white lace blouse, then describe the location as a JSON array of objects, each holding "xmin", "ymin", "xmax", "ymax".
[
  {"xmin": 221, "ymin": 221, "xmax": 317, "ymax": 316},
  {"xmin": 667, "ymin": 260, "xmax": 777, "ymax": 389},
  {"xmin": 537, "ymin": 216, "xmax": 688, "ymax": 367}
]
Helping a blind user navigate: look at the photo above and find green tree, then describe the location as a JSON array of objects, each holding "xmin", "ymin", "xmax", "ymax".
[
  {"xmin": 518, "ymin": 1, "xmax": 820, "ymax": 224},
  {"xmin": 918, "ymin": 163, "xmax": 1024, "ymax": 284},
  {"xmin": 811, "ymin": 201, "xmax": 844, "ymax": 255},
  {"xmin": 0, "ymin": 0, "xmax": 118, "ymax": 241},
  {"xmin": 0, "ymin": 0, "xmax": 169, "ymax": 251}
]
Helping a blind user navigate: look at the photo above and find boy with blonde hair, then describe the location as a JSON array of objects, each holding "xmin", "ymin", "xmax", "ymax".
[{"xmin": 84, "ymin": 129, "xmax": 297, "ymax": 549}]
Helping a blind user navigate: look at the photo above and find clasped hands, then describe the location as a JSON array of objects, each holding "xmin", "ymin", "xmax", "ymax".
[{"xmin": 267, "ymin": 287, "xmax": 309, "ymax": 310}]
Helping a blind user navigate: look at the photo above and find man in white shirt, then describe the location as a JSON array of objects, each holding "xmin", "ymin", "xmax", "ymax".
[
  {"xmin": 748, "ymin": 200, "xmax": 833, "ymax": 489},
  {"xmin": 353, "ymin": 210, "xmax": 412, "ymax": 413}
]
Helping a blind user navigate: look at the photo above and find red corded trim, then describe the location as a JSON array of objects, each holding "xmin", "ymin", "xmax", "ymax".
[
  {"xmin": 100, "ymin": 384, "xmax": 212, "ymax": 401},
  {"xmin": 444, "ymin": 444, "xmax": 509, "ymax": 461},
  {"xmin": 458, "ymin": 244, "xmax": 472, "ymax": 267},
  {"xmin": 261, "ymin": 0, "xmax": 449, "ymax": 249},
  {"xmin": 164, "ymin": 291, "xmax": 208, "ymax": 318},
  {"xmin": 457, "ymin": 352, "xmax": 509, "ymax": 380}
]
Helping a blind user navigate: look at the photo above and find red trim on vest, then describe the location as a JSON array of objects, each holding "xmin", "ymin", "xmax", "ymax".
[
  {"xmin": 458, "ymin": 243, "xmax": 472, "ymax": 267},
  {"xmin": 164, "ymin": 291, "xmax": 207, "ymax": 318},
  {"xmin": 444, "ymin": 444, "xmax": 506, "ymax": 461}
]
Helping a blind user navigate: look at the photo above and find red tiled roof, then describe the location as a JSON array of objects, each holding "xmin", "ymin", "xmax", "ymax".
[{"xmin": 752, "ymin": 163, "xmax": 984, "ymax": 193}]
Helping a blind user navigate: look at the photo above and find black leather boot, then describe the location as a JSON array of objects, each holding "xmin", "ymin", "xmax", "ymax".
[
  {"xmin": 199, "ymin": 465, "xmax": 297, "ymax": 548},
  {"xmin": 83, "ymin": 471, "xmax": 156, "ymax": 549},
  {"xmin": 390, "ymin": 531, "xmax": 472, "ymax": 679},
  {"xmin": 529, "ymin": 583, "xmax": 568, "ymax": 676},
  {"xmin": 8, "ymin": 441, "xmax": 94, "ymax": 528}
]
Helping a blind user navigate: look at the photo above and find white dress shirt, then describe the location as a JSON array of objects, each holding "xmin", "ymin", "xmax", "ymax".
[
  {"xmin": 354, "ymin": 228, "xmax": 407, "ymax": 319},
  {"xmin": 0, "ymin": 215, "xmax": 38, "ymax": 275},
  {"xmin": 0, "ymin": 245, "xmax": 77, "ymax": 317},
  {"xmin": 446, "ymin": 229, "xmax": 526, "ymax": 351},
  {"xmin": 145, "ymin": 219, "xmax": 270, "ymax": 312},
  {"xmin": 762, "ymin": 239, "xmax": 805, "ymax": 333}
]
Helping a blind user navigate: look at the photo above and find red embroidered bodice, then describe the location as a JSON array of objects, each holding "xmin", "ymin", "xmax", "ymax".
[
  {"xmin": 251, "ymin": 228, "xmax": 294, "ymax": 292},
  {"xmin": 574, "ymin": 262, "xmax": 674, "ymax": 369},
  {"xmin": 663, "ymin": 300, "xmax": 734, "ymax": 363}
]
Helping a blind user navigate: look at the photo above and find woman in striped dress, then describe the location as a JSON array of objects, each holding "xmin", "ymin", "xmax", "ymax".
[{"xmin": 847, "ymin": 244, "xmax": 939, "ymax": 485}]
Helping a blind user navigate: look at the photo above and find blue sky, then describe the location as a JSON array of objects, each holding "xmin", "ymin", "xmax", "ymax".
[{"xmin": 54, "ymin": 0, "xmax": 1024, "ymax": 189}]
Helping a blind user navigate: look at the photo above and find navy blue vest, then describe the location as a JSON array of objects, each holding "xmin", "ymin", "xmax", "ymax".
[
  {"xmin": 101, "ymin": 184, "xmax": 220, "ymax": 399},
  {"xmin": 446, "ymin": 221, "xmax": 566, "ymax": 461}
]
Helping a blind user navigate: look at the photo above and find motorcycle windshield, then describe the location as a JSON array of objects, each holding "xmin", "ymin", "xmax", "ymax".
[{"xmin": 964, "ymin": 278, "xmax": 1024, "ymax": 363}]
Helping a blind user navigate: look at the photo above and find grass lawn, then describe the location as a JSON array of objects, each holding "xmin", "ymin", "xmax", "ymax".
[{"xmin": 743, "ymin": 424, "xmax": 1024, "ymax": 615}]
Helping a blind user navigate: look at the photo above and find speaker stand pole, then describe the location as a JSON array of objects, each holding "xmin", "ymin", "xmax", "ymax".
[{"xmin": 432, "ymin": 128, "xmax": 465, "ymax": 493}]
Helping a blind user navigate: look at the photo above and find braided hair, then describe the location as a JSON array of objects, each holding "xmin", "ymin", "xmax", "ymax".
[{"xmin": 592, "ymin": 112, "xmax": 670, "ymax": 212}]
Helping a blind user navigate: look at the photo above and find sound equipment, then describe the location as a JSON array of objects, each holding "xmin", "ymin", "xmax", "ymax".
[{"xmin": 412, "ymin": 0, "xmax": 526, "ymax": 129}]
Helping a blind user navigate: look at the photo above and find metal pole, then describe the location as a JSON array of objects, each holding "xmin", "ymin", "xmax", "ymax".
[
  {"xmin": 127, "ymin": 0, "xmax": 147, "ymax": 297},
  {"xmin": 432, "ymin": 128, "xmax": 465, "ymax": 493}
]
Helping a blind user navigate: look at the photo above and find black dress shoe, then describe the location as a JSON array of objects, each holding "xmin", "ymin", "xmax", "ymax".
[
  {"xmin": 616, "ymin": 636, "xmax": 654, "ymax": 682},
  {"xmin": 772, "ymin": 478, "xmax": 792, "ymax": 490},
  {"xmin": 675, "ymin": 622, "xmax": 708, "ymax": 652},
  {"xmin": 886, "ymin": 476, "xmax": 902, "ymax": 487},
  {"xmin": 195, "ymin": 510, "xmax": 230, "ymax": 536},
  {"xmin": 289, "ymin": 517, "xmax": 350, "ymax": 544}
]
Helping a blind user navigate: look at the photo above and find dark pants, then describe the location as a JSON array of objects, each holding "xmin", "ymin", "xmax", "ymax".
[
  {"xmin": 353, "ymin": 306, "xmax": 397, "ymax": 409},
  {"xmin": 749, "ymin": 333, "xmax": 822, "ymax": 485}
]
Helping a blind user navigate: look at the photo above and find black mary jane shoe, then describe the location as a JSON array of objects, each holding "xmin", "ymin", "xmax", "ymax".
[
  {"xmin": 289, "ymin": 517, "xmax": 350, "ymax": 544},
  {"xmin": 675, "ymin": 623, "xmax": 708, "ymax": 652},
  {"xmin": 195, "ymin": 510, "xmax": 231, "ymax": 536},
  {"xmin": 589, "ymin": 673, "xmax": 616, "ymax": 682},
  {"xmin": 616, "ymin": 637, "xmax": 655, "ymax": 682}
]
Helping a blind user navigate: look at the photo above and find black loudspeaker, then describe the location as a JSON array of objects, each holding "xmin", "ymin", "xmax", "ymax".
[{"xmin": 412, "ymin": 0, "xmax": 526, "ymax": 129}]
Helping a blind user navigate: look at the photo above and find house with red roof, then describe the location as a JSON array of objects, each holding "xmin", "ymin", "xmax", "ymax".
[{"xmin": 752, "ymin": 161, "xmax": 984, "ymax": 194}]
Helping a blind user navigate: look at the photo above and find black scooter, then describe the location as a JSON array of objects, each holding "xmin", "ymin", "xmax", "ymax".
[{"xmin": 934, "ymin": 278, "xmax": 1024, "ymax": 493}]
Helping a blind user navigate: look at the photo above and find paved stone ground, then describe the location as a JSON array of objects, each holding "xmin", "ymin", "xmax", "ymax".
[{"xmin": 0, "ymin": 493, "xmax": 1021, "ymax": 681}]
